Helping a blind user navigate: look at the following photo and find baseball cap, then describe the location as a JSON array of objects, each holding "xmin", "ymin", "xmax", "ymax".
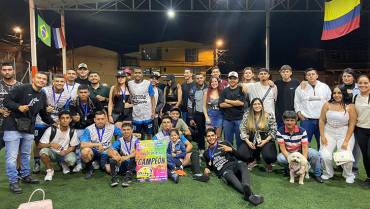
[
  {"xmin": 78, "ymin": 63, "xmax": 88, "ymax": 69},
  {"xmin": 151, "ymin": 71, "xmax": 161, "ymax": 78},
  {"xmin": 116, "ymin": 70, "xmax": 127, "ymax": 77},
  {"xmin": 228, "ymin": 71, "xmax": 239, "ymax": 78},
  {"xmin": 164, "ymin": 74, "xmax": 175, "ymax": 81},
  {"xmin": 121, "ymin": 67, "xmax": 132, "ymax": 76},
  {"xmin": 170, "ymin": 107, "xmax": 181, "ymax": 113}
]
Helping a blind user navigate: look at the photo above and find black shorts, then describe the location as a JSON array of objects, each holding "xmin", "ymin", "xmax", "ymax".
[
  {"xmin": 34, "ymin": 126, "xmax": 49, "ymax": 142},
  {"xmin": 112, "ymin": 108, "xmax": 133, "ymax": 123}
]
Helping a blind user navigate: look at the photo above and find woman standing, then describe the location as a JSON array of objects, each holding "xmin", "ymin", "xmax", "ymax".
[
  {"xmin": 239, "ymin": 98, "xmax": 277, "ymax": 172},
  {"xmin": 203, "ymin": 77, "xmax": 223, "ymax": 138},
  {"xmin": 319, "ymin": 86, "xmax": 356, "ymax": 183},
  {"xmin": 108, "ymin": 70, "xmax": 133, "ymax": 128},
  {"xmin": 354, "ymin": 75, "xmax": 370, "ymax": 187},
  {"xmin": 163, "ymin": 75, "xmax": 182, "ymax": 115},
  {"xmin": 240, "ymin": 67, "xmax": 256, "ymax": 110}
]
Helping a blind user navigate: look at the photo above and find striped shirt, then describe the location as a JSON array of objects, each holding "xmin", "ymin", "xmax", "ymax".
[{"xmin": 276, "ymin": 126, "xmax": 308, "ymax": 153}]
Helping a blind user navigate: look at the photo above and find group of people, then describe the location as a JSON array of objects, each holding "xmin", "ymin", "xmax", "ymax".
[{"xmin": 0, "ymin": 61, "xmax": 369, "ymax": 206}]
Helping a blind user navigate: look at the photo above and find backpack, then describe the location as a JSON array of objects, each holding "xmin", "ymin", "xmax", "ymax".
[{"xmin": 49, "ymin": 125, "xmax": 75, "ymax": 142}]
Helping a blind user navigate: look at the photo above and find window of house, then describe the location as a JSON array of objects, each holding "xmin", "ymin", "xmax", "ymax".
[
  {"xmin": 141, "ymin": 48, "xmax": 162, "ymax": 60},
  {"xmin": 185, "ymin": 48, "xmax": 198, "ymax": 62}
]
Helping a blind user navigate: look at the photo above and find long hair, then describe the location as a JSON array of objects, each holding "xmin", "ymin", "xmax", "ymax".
[
  {"xmin": 165, "ymin": 76, "xmax": 178, "ymax": 97},
  {"xmin": 246, "ymin": 98, "xmax": 267, "ymax": 132},
  {"xmin": 112, "ymin": 77, "xmax": 128, "ymax": 105},
  {"xmin": 330, "ymin": 86, "xmax": 347, "ymax": 113},
  {"xmin": 241, "ymin": 67, "xmax": 255, "ymax": 83},
  {"xmin": 206, "ymin": 77, "xmax": 224, "ymax": 104}
]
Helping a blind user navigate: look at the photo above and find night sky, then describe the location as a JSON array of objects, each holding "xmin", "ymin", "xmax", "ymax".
[{"xmin": 1, "ymin": 0, "xmax": 369, "ymax": 71}]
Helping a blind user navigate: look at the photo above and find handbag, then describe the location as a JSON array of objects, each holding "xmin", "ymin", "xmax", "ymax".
[
  {"xmin": 333, "ymin": 150, "xmax": 354, "ymax": 166},
  {"xmin": 14, "ymin": 117, "xmax": 32, "ymax": 133},
  {"xmin": 18, "ymin": 188, "xmax": 53, "ymax": 209}
]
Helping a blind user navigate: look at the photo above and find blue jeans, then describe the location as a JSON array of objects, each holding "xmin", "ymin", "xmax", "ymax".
[
  {"xmin": 223, "ymin": 119, "xmax": 242, "ymax": 149},
  {"xmin": 3, "ymin": 131, "xmax": 34, "ymax": 183},
  {"xmin": 277, "ymin": 148, "xmax": 322, "ymax": 177},
  {"xmin": 300, "ymin": 119, "xmax": 320, "ymax": 149}
]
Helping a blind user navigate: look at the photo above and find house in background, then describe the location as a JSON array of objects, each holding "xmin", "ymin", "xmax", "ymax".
[
  {"xmin": 67, "ymin": 45, "xmax": 119, "ymax": 85},
  {"xmin": 123, "ymin": 40, "xmax": 215, "ymax": 76}
]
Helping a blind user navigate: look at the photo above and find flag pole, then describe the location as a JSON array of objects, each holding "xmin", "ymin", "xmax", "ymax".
[
  {"xmin": 265, "ymin": 0, "xmax": 270, "ymax": 69},
  {"xmin": 61, "ymin": 9, "xmax": 67, "ymax": 75},
  {"xmin": 29, "ymin": 0, "xmax": 38, "ymax": 79}
]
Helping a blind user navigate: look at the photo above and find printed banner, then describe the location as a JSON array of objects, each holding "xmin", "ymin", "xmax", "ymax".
[{"xmin": 135, "ymin": 140, "xmax": 167, "ymax": 182}]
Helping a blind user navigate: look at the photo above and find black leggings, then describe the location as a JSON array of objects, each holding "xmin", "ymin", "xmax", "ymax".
[
  {"xmin": 221, "ymin": 162, "xmax": 252, "ymax": 195},
  {"xmin": 238, "ymin": 141, "xmax": 277, "ymax": 164},
  {"xmin": 193, "ymin": 111, "xmax": 206, "ymax": 150},
  {"xmin": 354, "ymin": 127, "xmax": 370, "ymax": 178}
]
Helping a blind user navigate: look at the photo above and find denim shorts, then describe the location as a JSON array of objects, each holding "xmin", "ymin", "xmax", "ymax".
[{"xmin": 208, "ymin": 109, "xmax": 223, "ymax": 128}]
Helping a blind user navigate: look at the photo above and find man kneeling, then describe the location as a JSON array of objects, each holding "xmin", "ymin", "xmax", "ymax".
[
  {"xmin": 203, "ymin": 128, "xmax": 264, "ymax": 206},
  {"xmin": 38, "ymin": 111, "xmax": 79, "ymax": 181},
  {"xmin": 108, "ymin": 123, "xmax": 139, "ymax": 187}
]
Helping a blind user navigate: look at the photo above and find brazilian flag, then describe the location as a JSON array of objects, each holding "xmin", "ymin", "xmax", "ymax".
[{"xmin": 37, "ymin": 15, "xmax": 51, "ymax": 47}]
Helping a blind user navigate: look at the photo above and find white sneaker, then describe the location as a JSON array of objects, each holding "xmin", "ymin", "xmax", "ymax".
[
  {"xmin": 321, "ymin": 174, "xmax": 332, "ymax": 180},
  {"xmin": 61, "ymin": 162, "xmax": 70, "ymax": 174},
  {"xmin": 44, "ymin": 169, "xmax": 54, "ymax": 181},
  {"xmin": 92, "ymin": 161, "xmax": 100, "ymax": 170},
  {"xmin": 346, "ymin": 176, "xmax": 355, "ymax": 184},
  {"xmin": 72, "ymin": 163, "xmax": 82, "ymax": 173}
]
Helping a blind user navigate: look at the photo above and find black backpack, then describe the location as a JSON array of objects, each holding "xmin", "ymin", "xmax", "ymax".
[{"xmin": 49, "ymin": 126, "xmax": 75, "ymax": 142}]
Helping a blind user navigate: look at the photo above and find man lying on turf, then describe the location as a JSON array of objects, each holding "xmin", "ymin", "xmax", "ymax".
[
  {"xmin": 108, "ymin": 123, "xmax": 139, "ymax": 187},
  {"xmin": 203, "ymin": 128, "xmax": 264, "ymax": 206}
]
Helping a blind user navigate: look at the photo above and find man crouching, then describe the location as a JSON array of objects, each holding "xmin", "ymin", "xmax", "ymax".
[
  {"xmin": 108, "ymin": 123, "xmax": 139, "ymax": 187},
  {"xmin": 203, "ymin": 128, "xmax": 264, "ymax": 206},
  {"xmin": 38, "ymin": 111, "xmax": 79, "ymax": 181}
]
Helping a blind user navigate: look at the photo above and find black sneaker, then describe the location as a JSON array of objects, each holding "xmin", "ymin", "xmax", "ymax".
[
  {"xmin": 314, "ymin": 176, "xmax": 324, "ymax": 183},
  {"xmin": 111, "ymin": 177, "xmax": 119, "ymax": 187},
  {"xmin": 21, "ymin": 175, "xmax": 39, "ymax": 184},
  {"xmin": 192, "ymin": 174, "xmax": 209, "ymax": 182},
  {"xmin": 85, "ymin": 168, "xmax": 94, "ymax": 179},
  {"xmin": 33, "ymin": 162, "xmax": 40, "ymax": 174},
  {"xmin": 247, "ymin": 194, "xmax": 264, "ymax": 206},
  {"xmin": 121, "ymin": 179, "xmax": 130, "ymax": 187},
  {"xmin": 9, "ymin": 182, "xmax": 22, "ymax": 194},
  {"xmin": 361, "ymin": 178, "xmax": 370, "ymax": 188},
  {"xmin": 171, "ymin": 172, "xmax": 179, "ymax": 184}
]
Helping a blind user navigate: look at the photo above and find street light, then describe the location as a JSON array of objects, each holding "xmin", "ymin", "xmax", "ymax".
[
  {"xmin": 167, "ymin": 9, "xmax": 176, "ymax": 19},
  {"xmin": 216, "ymin": 39, "xmax": 224, "ymax": 48},
  {"xmin": 13, "ymin": 26, "xmax": 22, "ymax": 34}
]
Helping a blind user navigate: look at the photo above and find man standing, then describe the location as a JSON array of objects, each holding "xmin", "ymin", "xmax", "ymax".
[
  {"xmin": 274, "ymin": 65, "xmax": 300, "ymax": 128},
  {"xmin": 38, "ymin": 111, "xmax": 79, "ymax": 181},
  {"xmin": 219, "ymin": 71, "xmax": 245, "ymax": 149},
  {"xmin": 76, "ymin": 63, "xmax": 90, "ymax": 85},
  {"xmin": 64, "ymin": 69, "xmax": 80, "ymax": 102},
  {"xmin": 211, "ymin": 66, "xmax": 228, "ymax": 88},
  {"xmin": 4, "ymin": 72, "xmax": 54, "ymax": 193},
  {"xmin": 0, "ymin": 62, "xmax": 22, "ymax": 150},
  {"xmin": 88, "ymin": 72, "xmax": 110, "ymax": 108},
  {"xmin": 294, "ymin": 68, "xmax": 331, "ymax": 149},
  {"xmin": 188, "ymin": 72, "xmax": 208, "ymax": 153},
  {"xmin": 80, "ymin": 111, "xmax": 122, "ymax": 179},
  {"xmin": 244, "ymin": 68, "xmax": 277, "ymax": 116},
  {"xmin": 276, "ymin": 111, "xmax": 323, "ymax": 183},
  {"xmin": 180, "ymin": 68, "xmax": 195, "ymax": 124},
  {"xmin": 150, "ymin": 71, "xmax": 164, "ymax": 134},
  {"xmin": 127, "ymin": 68, "xmax": 156, "ymax": 140}
]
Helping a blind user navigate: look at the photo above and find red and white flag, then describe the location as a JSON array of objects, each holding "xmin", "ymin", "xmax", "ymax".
[{"xmin": 52, "ymin": 27, "xmax": 66, "ymax": 49}]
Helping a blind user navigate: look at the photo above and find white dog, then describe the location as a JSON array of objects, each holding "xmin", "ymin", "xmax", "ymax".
[{"xmin": 287, "ymin": 152, "xmax": 310, "ymax": 185}]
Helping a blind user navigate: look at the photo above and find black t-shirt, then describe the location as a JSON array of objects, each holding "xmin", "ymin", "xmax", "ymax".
[
  {"xmin": 3, "ymin": 84, "xmax": 54, "ymax": 133},
  {"xmin": 181, "ymin": 81, "xmax": 195, "ymax": 111},
  {"xmin": 75, "ymin": 77, "xmax": 91, "ymax": 86},
  {"xmin": 219, "ymin": 86, "xmax": 245, "ymax": 121},
  {"xmin": 274, "ymin": 79, "xmax": 300, "ymax": 122},
  {"xmin": 203, "ymin": 141, "xmax": 242, "ymax": 176}
]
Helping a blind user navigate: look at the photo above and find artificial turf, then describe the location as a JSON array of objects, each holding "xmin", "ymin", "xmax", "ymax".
[{"xmin": 0, "ymin": 145, "xmax": 369, "ymax": 209}]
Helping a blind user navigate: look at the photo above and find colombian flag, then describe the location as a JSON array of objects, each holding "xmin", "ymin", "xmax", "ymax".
[{"xmin": 321, "ymin": 0, "xmax": 361, "ymax": 40}]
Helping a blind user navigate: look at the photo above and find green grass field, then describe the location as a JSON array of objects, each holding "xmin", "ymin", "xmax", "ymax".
[{"xmin": 0, "ymin": 146, "xmax": 370, "ymax": 209}]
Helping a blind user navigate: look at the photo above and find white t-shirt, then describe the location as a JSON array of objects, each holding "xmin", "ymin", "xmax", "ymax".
[
  {"xmin": 40, "ymin": 127, "xmax": 79, "ymax": 153},
  {"xmin": 355, "ymin": 94, "xmax": 370, "ymax": 129},
  {"xmin": 64, "ymin": 82, "xmax": 80, "ymax": 101},
  {"xmin": 246, "ymin": 82, "xmax": 277, "ymax": 116},
  {"xmin": 128, "ymin": 80, "xmax": 154, "ymax": 122}
]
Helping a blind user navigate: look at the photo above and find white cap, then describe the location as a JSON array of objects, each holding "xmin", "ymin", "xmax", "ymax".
[
  {"xmin": 228, "ymin": 71, "xmax": 238, "ymax": 78},
  {"xmin": 78, "ymin": 63, "xmax": 88, "ymax": 69}
]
